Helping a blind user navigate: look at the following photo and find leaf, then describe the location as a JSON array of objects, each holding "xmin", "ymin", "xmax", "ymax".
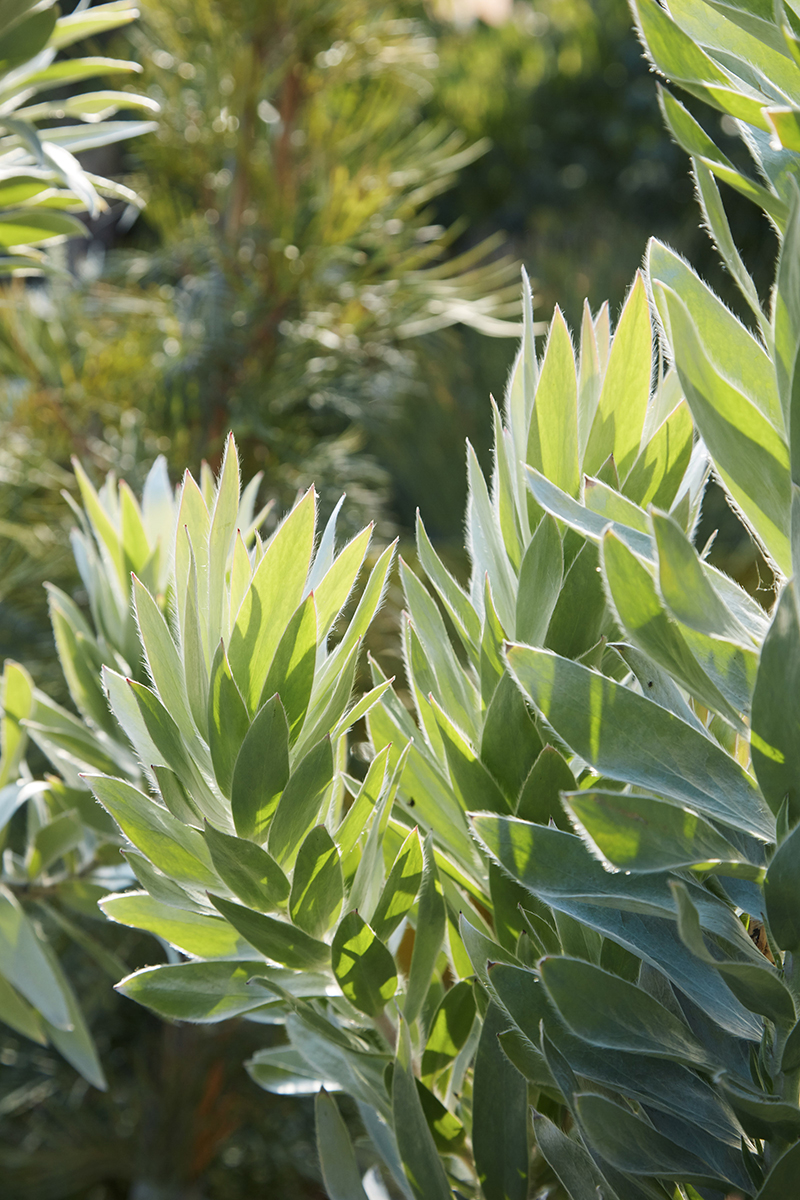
[
  {"xmin": 623, "ymin": 399, "xmax": 694, "ymax": 512},
  {"xmin": 651, "ymin": 509, "xmax": 751, "ymax": 643},
  {"xmin": 533, "ymin": 1114, "xmax": 620, "ymax": 1200},
  {"xmin": 116, "ymin": 959, "xmax": 319, "ymax": 1022},
  {"xmin": 101, "ymin": 891, "xmax": 243, "ymax": 958},
  {"xmin": 87, "ymin": 774, "xmax": 219, "ymax": 888},
  {"xmin": 312, "ymin": 524, "xmax": 371, "ymax": 643},
  {"xmin": 540, "ymin": 956, "xmax": 709, "ymax": 1067},
  {"xmin": 371, "ymin": 827, "xmax": 424, "ymax": 943},
  {"xmin": 27, "ymin": 809, "xmax": 84, "ymax": 876},
  {"xmin": 0, "ymin": 971, "xmax": 46, "ymax": 1044},
  {"xmin": 0, "ymin": 208, "xmax": 89, "ymax": 247},
  {"xmin": 421, "ymin": 981, "xmax": 476, "ymax": 1081},
  {"xmin": 431, "ymin": 695, "xmax": 510, "ymax": 815},
  {"xmin": 315, "ymin": 1089, "xmax": 369, "ymax": 1200},
  {"xmin": 268, "ymin": 737, "xmax": 334, "ymax": 867},
  {"xmin": 574, "ymin": 1092, "xmax": 736, "ymax": 1187},
  {"xmin": 752, "ymin": 582, "xmax": 800, "ymax": 822},
  {"xmin": 564, "ymin": 789, "xmax": 751, "ymax": 874},
  {"xmin": 467, "ymin": 443, "xmax": 517, "ymax": 632},
  {"xmin": 473, "ymin": 1001, "xmax": 529, "ymax": 1200},
  {"xmin": 126, "ymin": 679, "xmax": 222, "ymax": 820},
  {"xmin": 526, "ymin": 468, "xmax": 654, "ymax": 562},
  {"xmin": 290, "ymin": 826, "xmax": 343, "ymax": 938},
  {"xmin": 654, "ymin": 282, "xmax": 791, "ymax": 574},
  {"xmin": 515, "ymin": 514, "xmax": 563, "ymax": 646},
  {"xmin": 392, "ymin": 1018, "xmax": 452, "ymax": 1200},
  {"xmin": 527, "ymin": 306, "xmax": 580, "ymax": 498},
  {"xmin": 516, "ymin": 745, "xmax": 576, "ymax": 829},
  {"xmin": 601, "ymin": 530, "xmax": 747, "ymax": 729},
  {"xmin": 331, "ymin": 911, "xmax": 397, "ymax": 1016},
  {"xmin": 755, "ymin": 1142, "xmax": 800, "ymax": 1199},
  {"xmin": 416, "ymin": 512, "xmax": 481, "ymax": 654},
  {"xmin": 672, "ymin": 881, "xmax": 796, "ymax": 1025},
  {"xmin": 204, "ymin": 821, "xmax": 289, "ymax": 912},
  {"xmin": 649, "ymin": 239, "xmax": 779, "ymax": 430},
  {"xmin": 480, "ymin": 671, "xmax": 542, "ymax": 805},
  {"xmin": 229, "ymin": 489, "xmax": 315, "ymax": 713},
  {"xmin": 0, "ymin": 659, "xmax": 33, "ymax": 786},
  {"xmin": 505, "ymin": 644, "xmax": 773, "ymax": 841},
  {"xmin": 206, "ymin": 434, "xmax": 240, "ymax": 651},
  {"xmin": 544, "ymin": 538, "xmax": 611, "ymax": 662},
  {"xmin": 230, "ymin": 695, "xmax": 290, "ymax": 841},
  {"xmin": 404, "ymin": 833, "xmax": 446, "ymax": 1024},
  {"xmin": 38, "ymin": 942, "xmax": 106, "ymax": 1091},
  {"xmin": 765, "ymin": 821, "xmax": 800, "ymax": 951},
  {"xmin": 249, "ymin": 1045, "xmax": 338, "ymax": 1095},
  {"xmin": 584, "ymin": 273, "xmax": 652, "ymax": 478},
  {"xmin": 133, "ymin": 576, "xmax": 194, "ymax": 744},
  {"xmin": 207, "ymin": 641, "xmax": 250, "ymax": 799},
  {"xmin": 259, "ymin": 595, "xmax": 317, "ymax": 739},
  {"xmin": 471, "ymin": 817, "xmax": 763, "ymax": 1040},
  {"xmin": 208, "ymin": 895, "xmax": 329, "ymax": 970}
]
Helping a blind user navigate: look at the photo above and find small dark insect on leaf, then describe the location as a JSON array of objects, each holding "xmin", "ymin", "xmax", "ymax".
[
  {"xmin": 647, "ymin": 681, "xmax": 654, "ymax": 688},
  {"xmin": 408, "ymin": 797, "xmax": 416, "ymax": 807}
]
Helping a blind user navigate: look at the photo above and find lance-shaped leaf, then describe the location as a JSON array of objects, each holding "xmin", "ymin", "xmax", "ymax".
[
  {"xmin": 584, "ymin": 272, "xmax": 652, "ymax": 479},
  {"xmin": 651, "ymin": 509, "xmax": 753, "ymax": 643},
  {"xmin": 601, "ymin": 529, "xmax": 748, "ymax": 728},
  {"xmin": 102, "ymin": 892, "xmax": 244, "ymax": 958},
  {"xmin": 648, "ymin": 238, "xmax": 781, "ymax": 431},
  {"xmin": 228, "ymin": 489, "xmax": 315, "ymax": 713},
  {"xmin": 654, "ymin": 282, "xmax": 791, "ymax": 574},
  {"xmin": 473, "ymin": 1001, "xmax": 529, "ymax": 1200},
  {"xmin": 623, "ymin": 397, "xmax": 694, "ymax": 511},
  {"xmin": 480, "ymin": 671, "xmax": 542, "ymax": 805},
  {"xmin": 574, "ymin": 1092, "xmax": 747, "ymax": 1190},
  {"xmin": 268, "ymin": 737, "xmax": 334, "ymax": 867},
  {"xmin": 527, "ymin": 306, "xmax": 579, "ymax": 498},
  {"xmin": 204, "ymin": 821, "xmax": 289, "ymax": 912},
  {"xmin": 315, "ymin": 1089, "xmax": 369, "ymax": 1200},
  {"xmin": 526, "ymin": 467, "xmax": 654, "ymax": 561},
  {"xmin": 672, "ymin": 881, "xmax": 796, "ymax": 1025},
  {"xmin": 208, "ymin": 641, "xmax": 250, "ymax": 799},
  {"xmin": 230, "ymin": 694, "xmax": 290, "ymax": 841},
  {"xmin": 534, "ymin": 1113, "xmax": 620, "ymax": 1200},
  {"xmin": 259, "ymin": 594, "xmax": 316, "ymax": 739},
  {"xmin": 371, "ymin": 827, "xmax": 424, "ymax": 943},
  {"xmin": 392, "ymin": 1017, "xmax": 452, "ymax": 1200},
  {"xmin": 115, "ymin": 960, "xmax": 299, "ymax": 1023},
  {"xmin": 206, "ymin": 434, "xmax": 240, "ymax": 651},
  {"xmin": 765, "ymin": 822, "xmax": 800, "ymax": 951},
  {"xmin": 516, "ymin": 745, "xmax": 576, "ymax": 829},
  {"xmin": 515, "ymin": 513, "xmax": 562, "ymax": 647},
  {"xmin": 505, "ymin": 644, "xmax": 774, "ymax": 841},
  {"xmin": 755, "ymin": 1142, "xmax": 800, "ymax": 1199},
  {"xmin": 209, "ymin": 895, "xmax": 329, "ymax": 970},
  {"xmin": 331, "ymin": 911, "xmax": 397, "ymax": 1016},
  {"xmin": 431, "ymin": 695, "xmax": 510, "ymax": 815},
  {"xmin": 421, "ymin": 980, "xmax": 477, "ymax": 1081},
  {"xmin": 88, "ymin": 774, "xmax": 219, "ymax": 887},
  {"xmin": 289, "ymin": 826, "xmax": 343, "ymax": 938},
  {"xmin": 405, "ymin": 834, "xmax": 446, "ymax": 1024},
  {"xmin": 752, "ymin": 582, "xmax": 800, "ymax": 822},
  {"xmin": 564, "ymin": 788, "xmax": 754, "ymax": 875},
  {"xmin": 539, "ymin": 956, "xmax": 710, "ymax": 1067},
  {"xmin": 0, "ymin": 886, "xmax": 72, "ymax": 1031},
  {"xmin": 311, "ymin": 523, "xmax": 371, "ymax": 644},
  {"xmin": 133, "ymin": 575, "xmax": 194, "ymax": 744}
]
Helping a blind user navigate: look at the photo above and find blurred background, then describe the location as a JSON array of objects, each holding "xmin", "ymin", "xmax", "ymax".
[{"xmin": 0, "ymin": 1, "xmax": 775, "ymax": 1196}]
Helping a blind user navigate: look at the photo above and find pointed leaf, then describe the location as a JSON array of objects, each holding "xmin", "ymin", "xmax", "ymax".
[{"xmin": 230, "ymin": 694, "xmax": 290, "ymax": 841}]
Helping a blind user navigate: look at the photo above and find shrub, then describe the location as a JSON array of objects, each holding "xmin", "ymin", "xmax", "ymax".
[{"xmin": 6, "ymin": 1, "xmax": 800, "ymax": 1198}]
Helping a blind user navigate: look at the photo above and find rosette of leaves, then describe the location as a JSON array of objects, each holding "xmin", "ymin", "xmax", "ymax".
[
  {"xmin": 0, "ymin": 449, "xmax": 269, "ymax": 1088},
  {"xmin": 431, "ymin": 5, "xmax": 800, "ymax": 1198},
  {"xmin": 0, "ymin": 0, "xmax": 158, "ymax": 273}
]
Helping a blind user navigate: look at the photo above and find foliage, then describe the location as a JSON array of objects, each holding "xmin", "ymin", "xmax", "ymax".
[
  {"xmin": 10, "ymin": 1, "xmax": 800, "ymax": 1199},
  {"xmin": 0, "ymin": 0, "xmax": 156, "ymax": 273}
]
